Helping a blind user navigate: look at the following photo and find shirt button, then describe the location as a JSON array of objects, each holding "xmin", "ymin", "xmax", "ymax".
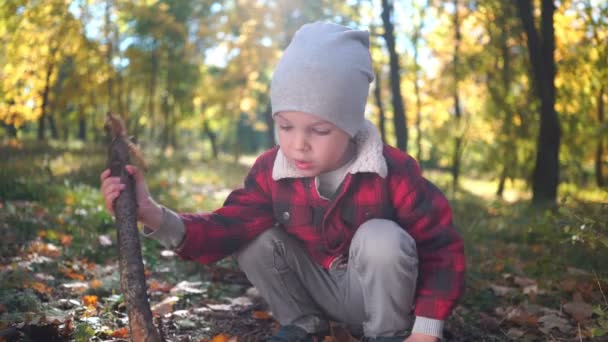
[{"xmin": 282, "ymin": 211, "xmax": 290, "ymax": 221}]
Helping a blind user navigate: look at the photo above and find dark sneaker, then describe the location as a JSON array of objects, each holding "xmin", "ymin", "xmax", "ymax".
[{"xmin": 268, "ymin": 325, "xmax": 327, "ymax": 342}]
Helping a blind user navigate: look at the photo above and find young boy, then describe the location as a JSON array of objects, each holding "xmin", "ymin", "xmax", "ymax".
[{"xmin": 101, "ymin": 22, "xmax": 465, "ymax": 342}]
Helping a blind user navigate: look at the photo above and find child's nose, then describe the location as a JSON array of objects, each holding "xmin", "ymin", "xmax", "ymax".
[{"xmin": 293, "ymin": 132, "xmax": 310, "ymax": 151}]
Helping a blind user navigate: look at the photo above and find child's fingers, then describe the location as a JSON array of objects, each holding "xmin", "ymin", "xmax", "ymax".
[
  {"xmin": 100, "ymin": 177, "xmax": 124, "ymax": 195},
  {"xmin": 125, "ymin": 165, "xmax": 144, "ymax": 182},
  {"xmin": 100, "ymin": 169, "xmax": 111, "ymax": 182}
]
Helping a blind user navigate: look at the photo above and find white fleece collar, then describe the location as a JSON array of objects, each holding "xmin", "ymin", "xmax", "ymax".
[{"xmin": 272, "ymin": 119, "xmax": 388, "ymax": 180}]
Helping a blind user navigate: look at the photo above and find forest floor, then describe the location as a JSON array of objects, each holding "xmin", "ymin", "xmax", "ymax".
[{"xmin": 1, "ymin": 141, "xmax": 607, "ymax": 342}]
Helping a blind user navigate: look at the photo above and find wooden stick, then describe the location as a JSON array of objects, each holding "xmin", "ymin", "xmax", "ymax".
[{"xmin": 105, "ymin": 112, "xmax": 160, "ymax": 342}]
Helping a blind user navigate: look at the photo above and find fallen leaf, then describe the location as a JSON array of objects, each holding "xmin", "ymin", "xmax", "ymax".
[
  {"xmin": 252, "ymin": 311, "xmax": 271, "ymax": 320},
  {"xmin": 538, "ymin": 314, "xmax": 572, "ymax": 334},
  {"xmin": 176, "ymin": 319, "xmax": 197, "ymax": 330},
  {"xmin": 111, "ymin": 327, "xmax": 130, "ymax": 338},
  {"xmin": 489, "ymin": 284, "xmax": 517, "ymax": 297},
  {"xmin": 99, "ymin": 235, "xmax": 113, "ymax": 246},
  {"xmin": 89, "ymin": 279, "xmax": 102, "ymax": 289},
  {"xmin": 60, "ymin": 234, "xmax": 73, "ymax": 247},
  {"xmin": 504, "ymin": 306, "xmax": 538, "ymax": 327},
  {"xmin": 82, "ymin": 295, "xmax": 98, "ymax": 308},
  {"xmin": 27, "ymin": 281, "xmax": 53, "ymax": 295},
  {"xmin": 211, "ymin": 333, "xmax": 230, "ymax": 342},
  {"xmin": 151, "ymin": 296, "xmax": 179, "ymax": 316},
  {"xmin": 514, "ymin": 276, "xmax": 536, "ymax": 287},
  {"xmin": 563, "ymin": 301, "xmax": 593, "ymax": 322},
  {"xmin": 506, "ymin": 328, "xmax": 525, "ymax": 338},
  {"xmin": 170, "ymin": 281, "xmax": 205, "ymax": 295}
]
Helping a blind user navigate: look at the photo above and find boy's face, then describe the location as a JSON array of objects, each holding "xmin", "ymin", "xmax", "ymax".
[{"xmin": 275, "ymin": 111, "xmax": 354, "ymax": 177}]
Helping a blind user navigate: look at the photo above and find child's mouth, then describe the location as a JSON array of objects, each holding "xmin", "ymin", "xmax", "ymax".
[{"xmin": 294, "ymin": 160, "xmax": 313, "ymax": 170}]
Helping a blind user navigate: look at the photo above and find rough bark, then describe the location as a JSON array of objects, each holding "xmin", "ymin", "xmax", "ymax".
[
  {"xmin": 597, "ymin": 86, "xmax": 605, "ymax": 187},
  {"xmin": 451, "ymin": 0, "xmax": 463, "ymax": 194},
  {"xmin": 516, "ymin": 0, "xmax": 560, "ymax": 204},
  {"xmin": 381, "ymin": 0, "xmax": 408, "ymax": 152},
  {"xmin": 373, "ymin": 69, "xmax": 387, "ymax": 143},
  {"xmin": 104, "ymin": 113, "xmax": 160, "ymax": 342}
]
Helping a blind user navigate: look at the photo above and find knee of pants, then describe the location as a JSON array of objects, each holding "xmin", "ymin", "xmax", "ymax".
[
  {"xmin": 350, "ymin": 219, "xmax": 418, "ymax": 268},
  {"xmin": 236, "ymin": 226, "xmax": 285, "ymax": 271}
]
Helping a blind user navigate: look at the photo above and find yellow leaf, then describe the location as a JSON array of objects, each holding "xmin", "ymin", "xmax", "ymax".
[
  {"xmin": 82, "ymin": 295, "xmax": 98, "ymax": 308},
  {"xmin": 211, "ymin": 333, "xmax": 230, "ymax": 342}
]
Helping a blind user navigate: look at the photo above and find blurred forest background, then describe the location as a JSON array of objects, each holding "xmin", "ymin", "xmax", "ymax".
[{"xmin": 1, "ymin": 0, "xmax": 608, "ymax": 341}]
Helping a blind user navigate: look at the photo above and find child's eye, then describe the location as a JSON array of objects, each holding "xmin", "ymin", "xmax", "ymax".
[
  {"xmin": 279, "ymin": 125, "xmax": 293, "ymax": 131},
  {"xmin": 312, "ymin": 128, "xmax": 331, "ymax": 135}
]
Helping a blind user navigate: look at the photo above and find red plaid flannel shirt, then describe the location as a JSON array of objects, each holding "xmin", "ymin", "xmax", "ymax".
[{"xmin": 176, "ymin": 145, "xmax": 465, "ymax": 320}]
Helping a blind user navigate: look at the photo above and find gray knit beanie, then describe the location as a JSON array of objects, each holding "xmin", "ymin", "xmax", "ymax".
[{"xmin": 270, "ymin": 22, "xmax": 374, "ymax": 137}]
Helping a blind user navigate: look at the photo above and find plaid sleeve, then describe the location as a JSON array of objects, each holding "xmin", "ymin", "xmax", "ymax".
[
  {"xmin": 389, "ymin": 151, "xmax": 465, "ymax": 320},
  {"xmin": 175, "ymin": 150, "xmax": 277, "ymax": 264}
]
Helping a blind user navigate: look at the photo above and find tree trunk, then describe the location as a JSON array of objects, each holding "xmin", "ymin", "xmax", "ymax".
[
  {"xmin": 262, "ymin": 104, "xmax": 275, "ymax": 148},
  {"xmin": 78, "ymin": 111, "xmax": 87, "ymax": 141},
  {"xmin": 596, "ymin": 86, "xmax": 605, "ymax": 187},
  {"xmin": 451, "ymin": 0, "xmax": 463, "ymax": 194},
  {"xmin": 203, "ymin": 120, "xmax": 218, "ymax": 159},
  {"xmin": 516, "ymin": 0, "xmax": 560, "ymax": 204},
  {"xmin": 373, "ymin": 69, "xmax": 387, "ymax": 143},
  {"xmin": 37, "ymin": 62, "xmax": 55, "ymax": 141},
  {"xmin": 412, "ymin": 1, "xmax": 427, "ymax": 162},
  {"xmin": 104, "ymin": 113, "xmax": 161, "ymax": 342},
  {"xmin": 105, "ymin": 0, "xmax": 114, "ymax": 110},
  {"xmin": 381, "ymin": 0, "xmax": 408, "ymax": 151},
  {"xmin": 48, "ymin": 114, "xmax": 59, "ymax": 139},
  {"xmin": 496, "ymin": 164, "xmax": 507, "ymax": 197}
]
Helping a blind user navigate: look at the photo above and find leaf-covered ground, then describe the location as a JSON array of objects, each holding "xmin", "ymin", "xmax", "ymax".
[{"xmin": 1, "ymin": 142, "xmax": 607, "ymax": 341}]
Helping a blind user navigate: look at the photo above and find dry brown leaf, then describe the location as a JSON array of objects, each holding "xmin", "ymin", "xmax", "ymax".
[
  {"xmin": 514, "ymin": 276, "xmax": 536, "ymax": 287},
  {"xmin": 251, "ymin": 311, "xmax": 271, "ymax": 320},
  {"xmin": 89, "ymin": 279, "xmax": 102, "ymax": 289},
  {"xmin": 489, "ymin": 284, "xmax": 517, "ymax": 297},
  {"xmin": 563, "ymin": 301, "xmax": 593, "ymax": 322},
  {"xmin": 151, "ymin": 296, "xmax": 179, "ymax": 316},
  {"xmin": 59, "ymin": 234, "xmax": 73, "ymax": 247},
  {"xmin": 27, "ymin": 281, "xmax": 53, "ymax": 295},
  {"xmin": 504, "ymin": 306, "xmax": 538, "ymax": 327},
  {"xmin": 538, "ymin": 314, "xmax": 572, "ymax": 334}
]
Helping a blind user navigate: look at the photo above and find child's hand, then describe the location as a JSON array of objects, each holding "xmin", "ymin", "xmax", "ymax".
[
  {"xmin": 405, "ymin": 333, "xmax": 438, "ymax": 342},
  {"xmin": 100, "ymin": 165, "xmax": 163, "ymax": 230}
]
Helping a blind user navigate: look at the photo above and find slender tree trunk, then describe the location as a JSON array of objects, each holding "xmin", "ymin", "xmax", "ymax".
[
  {"xmin": 516, "ymin": 0, "xmax": 560, "ymax": 204},
  {"xmin": 78, "ymin": 110, "xmax": 87, "ymax": 141},
  {"xmin": 596, "ymin": 86, "xmax": 605, "ymax": 187},
  {"xmin": 412, "ymin": 1, "xmax": 427, "ymax": 162},
  {"xmin": 451, "ymin": 0, "xmax": 463, "ymax": 193},
  {"xmin": 381, "ymin": 0, "xmax": 408, "ymax": 151},
  {"xmin": 104, "ymin": 114, "xmax": 161, "ymax": 342},
  {"xmin": 105, "ymin": 0, "xmax": 114, "ymax": 110},
  {"xmin": 262, "ymin": 104, "xmax": 275, "ymax": 148},
  {"xmin": 373, "ymin": 69, "xmax": 387, "ymax": 143},
  {"xmin": 203, "ymin": 120, "xmax": 218, "ymax": 159},
  {"xmin": 38, "ymin": 62, "xmax": 55, "ymax": 141},
  {"xmin": 48, "ymin": 114, "xmax": 59, "ymax": 139},
  {"xmin": 497, "ymin": 164, "xmax": 507, "ymax": 197}
]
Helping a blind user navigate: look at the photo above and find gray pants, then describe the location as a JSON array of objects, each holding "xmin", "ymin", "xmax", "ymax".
[{"xmin": 236, "ymin": 219, "xmax": 418, "ymax": 338}]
